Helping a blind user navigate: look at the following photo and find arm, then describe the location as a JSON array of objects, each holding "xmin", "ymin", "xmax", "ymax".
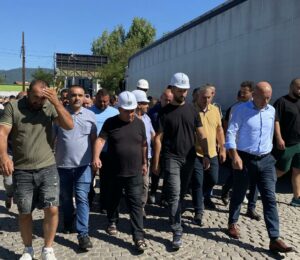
[
  {"xmin": 42, "ymin": 88, "xmax": 74, "ymax": 130},
  {"xmin": 92, "ymin": 137, "xmax": 106, "ymax": 171},
  {"xmin": 142, "ymin": 140, "xmax": 148, "ymax": 176},
  {"xmin": 195, "ymin": 126, "xmax": 210, "ymax": 170},
  {"xmin": 0, "ymin": 125, "xmax": 14, "ymax": 176},
  {"xmin": 216, "ymin": 125, "xmax": 226, "ymax": 163},
  {"xmin": 274, "ymin": 121, "xmax": 285, "ymax": 150},
  {"xmin": 152, "ymin": 132, "xmax": 163, "ymax": 175}
]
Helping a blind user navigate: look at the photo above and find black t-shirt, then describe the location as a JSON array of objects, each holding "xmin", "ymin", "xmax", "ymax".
[
  {"xmin": 158, "ymin": 103, "xmax": 202, "ymax": 159},
  {"xmin": 274, "ymin": 95, "xmax": 300, "ymax": 146},
  {"xmin": 99, "ymin": 115, "xmax": 146, "ymax": 177}
]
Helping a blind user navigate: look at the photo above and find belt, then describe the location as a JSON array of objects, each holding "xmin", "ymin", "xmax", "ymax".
[{"xmin": 238, "ymin": 151, "xmax": 270, "ymax": 160}]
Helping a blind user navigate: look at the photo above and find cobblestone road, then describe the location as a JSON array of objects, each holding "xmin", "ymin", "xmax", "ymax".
[{"xmin": 0, "ymin": 174, "xmax": 299, "ymax": 260}]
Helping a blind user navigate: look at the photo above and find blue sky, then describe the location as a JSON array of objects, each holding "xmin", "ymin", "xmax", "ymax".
[{"xmin": 0, "ymin": 0, "xmax": 225, "ymax": 70}]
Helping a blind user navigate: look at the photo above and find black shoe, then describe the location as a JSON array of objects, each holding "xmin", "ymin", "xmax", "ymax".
[
  {"xmin": 78, "ymin": 235, "xmax": 93, "ymax": 250},
  {"xmin": 193, "ymin": 213, "xmax": 203, "ymax": 226},
  {"xmin": 246, "ymin": 209, "xmax": 261, "ymax": 221},
  {"xmin": 221, "ymin": 192, "xmax": 230, "ymax": 206},
  {"xmin": 172, "ymin": 233, "xmax": 183, "ymax": 250},
  {"xmin": 5, "ymin": 197, "xmax": 12, "ymax": 209},
  {"xmin": 204, "ymin": 198, "xmax": 216, "ymax": 210},
  {"xmin": 134, "ymin": 239, "xmax": 147, "ymax": 253},
  {"xmin": 106, "ymin": 223, "xmax": 118, "ymax": 236}
]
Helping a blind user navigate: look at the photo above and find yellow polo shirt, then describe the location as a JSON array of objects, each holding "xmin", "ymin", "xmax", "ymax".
[{"xmin": 195, "ymin": 104, "xmax": 222, "ymax": 158}]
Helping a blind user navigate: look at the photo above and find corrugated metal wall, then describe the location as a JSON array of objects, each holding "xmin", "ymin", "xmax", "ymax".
[{"xmin": 127, "ymin": 0, "xmax": 300, "ymax": 109}]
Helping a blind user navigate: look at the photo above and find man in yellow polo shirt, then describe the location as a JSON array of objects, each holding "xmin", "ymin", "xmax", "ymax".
[{"xmin": 192, "ymin": 86, "xmax": 226, "ymax": 225}]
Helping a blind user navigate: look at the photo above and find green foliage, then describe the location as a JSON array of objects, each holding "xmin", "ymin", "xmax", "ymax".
[
  {"xmin": 31, "ymin": 68, "xmax": 54, "ymax": 85},
  {"xmin": 91, "ymin": 17, "xmax": 156, "ymax": 92},
  {"xmin": 0, "ymin": 75, "xmax": 4, "ymax": 84}
]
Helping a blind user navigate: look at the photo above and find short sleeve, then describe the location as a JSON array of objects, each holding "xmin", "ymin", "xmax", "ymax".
[
  {"xmin": 273, "ymin": 98, "xmax": 282, "ymax": 122},
  {"xmin": 194, "ymin": 108, "xmax": 202, "ymax": 128},
  {"xmin": 99, "ymin": 118, "xmax": 110, "ymax": 140},
  {"xmin": 0, "ymin": 102, "xmax": 13, "ymax": 126}
]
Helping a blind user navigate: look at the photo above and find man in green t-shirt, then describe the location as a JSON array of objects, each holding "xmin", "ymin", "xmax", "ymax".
[{"xmin": 0, "ymin": 80, "xmax": 73, "ymax": 260}]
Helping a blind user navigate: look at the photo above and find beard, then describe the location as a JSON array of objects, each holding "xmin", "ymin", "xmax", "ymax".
[
  {"xmin": 292, "ymin": 91, "xmax": 300, "ymax": 99},
  {"xmin": 174, "ymin": 95, "xmax": 185, "ymax": 104}
]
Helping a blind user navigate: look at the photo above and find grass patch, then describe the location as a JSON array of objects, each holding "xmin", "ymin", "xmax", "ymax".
[{"xmin": 0, "ymin": 85, "xmax": 25, "ymax": 91}]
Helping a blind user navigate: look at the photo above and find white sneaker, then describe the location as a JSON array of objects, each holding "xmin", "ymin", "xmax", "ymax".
[
  {"xmin": 41, "ymin": 247, "xmax": 57, "ymax": 260},
  {"xmin": 19, "ymin": 247, "xmax": 34, "ymax": 260}
]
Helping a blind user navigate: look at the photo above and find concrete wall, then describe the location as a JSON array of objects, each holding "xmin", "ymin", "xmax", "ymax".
[{"xmin": 127, "ymin": 0, "xmax": 300, "ymax": 109}]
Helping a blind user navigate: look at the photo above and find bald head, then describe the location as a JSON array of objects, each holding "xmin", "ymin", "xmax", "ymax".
[
  {"xmin": 289, "ymin": 78, "xmax": 300, "ymax": 99},
  {"xmin": 160, "ymin": 88, "xmax": 173, "ymax": 107},
  {"xmin": 253, "ymin": 81, "xmax": 272, "ymax": 109}
]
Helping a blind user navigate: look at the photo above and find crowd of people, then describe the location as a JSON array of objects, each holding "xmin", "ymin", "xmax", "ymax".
[{"xmin": 0, "ymin": 74, "xmax": 299, "ymax": 259}]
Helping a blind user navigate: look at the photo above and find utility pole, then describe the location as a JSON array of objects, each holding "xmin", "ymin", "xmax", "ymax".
[{"xmin": 21, "ymin": 32, "xmax": 26, "ymax": 91}]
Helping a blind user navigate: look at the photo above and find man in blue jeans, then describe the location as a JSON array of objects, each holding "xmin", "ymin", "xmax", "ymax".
[
  {"xmin": 55, "ymin": 85, "xmax": 97, "ymax": 250},
  {"xmin": 152, "ymin": 73, "xmax": 210, "ymax": 250},
  {"xmin": 225, "ymin": 82, "xmax": 294, "ymax": 253}
]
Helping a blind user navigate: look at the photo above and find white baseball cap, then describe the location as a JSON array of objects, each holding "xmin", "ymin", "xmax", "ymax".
[
  {"xmin": 137, "ymin": 79, "xmax": 149, "ymax": 90},
  {"xmin": 169, "ymin": 72, "xmax": 190, "ymax": 89},
  {"xmin": 118, "ymin": 91, "xmax": 137, "ymax": 110},
  {"xmin": 132, "ymin": 90, "xmax": 149, "ymax": 103}
]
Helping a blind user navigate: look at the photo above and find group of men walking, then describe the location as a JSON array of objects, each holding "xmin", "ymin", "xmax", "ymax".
[{"xmin": 0, "ymin": 73, "xmax": 299, "ymax": 259}]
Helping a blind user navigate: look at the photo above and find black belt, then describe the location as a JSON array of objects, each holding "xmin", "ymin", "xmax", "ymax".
[{"xmin": 238, "ymin": 151, "xmax": 270, "ymax": 160}]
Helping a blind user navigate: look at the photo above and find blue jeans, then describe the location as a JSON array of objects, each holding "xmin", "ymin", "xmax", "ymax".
[
  {"xmin": 58, "ymin": 165, "xmax": 92, "ymax": 237},
  {"xmin": 229, "ymin": 153, "xmax": 280, "ymax": 239},
  {"xmin": 192, "ymin": 156, "xmax": 218, "ymax": 214},
  {"xmin": 164, "ymin": 154, "xmax": 195, "ymax": 234}
]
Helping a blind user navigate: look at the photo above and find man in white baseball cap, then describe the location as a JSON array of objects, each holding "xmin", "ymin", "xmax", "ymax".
[
  {"xmin": 132, "ymin": 90, "xmax": 155, "ymax": 218},
  {"xmin": 152, "ymin": 72, "xmax": 210, "ymax": 250},
  {"xmin": 92, "ymin": 91, "xmax": 148, "ymax": 253},
  {"xmin": 137, "ymin": 79, "xmax": 149, "ymax": 92}
]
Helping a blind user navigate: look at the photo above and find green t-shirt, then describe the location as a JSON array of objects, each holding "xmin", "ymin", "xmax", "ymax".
[{"xmin": 0, "ymin": 97, "xmax": 58, "ymax": 170}]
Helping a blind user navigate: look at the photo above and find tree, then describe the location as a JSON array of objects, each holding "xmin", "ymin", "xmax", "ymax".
[
  {"xmin": 0, "ymin": 74, "xmax": 5, "ymax": 84},
  {"xmin": 31, "ymin": 68, "xmax": 54, "ymax": 85},
  {"xmin": 91, "ymin": 18, "xmax": 156, "ymax": 92}
]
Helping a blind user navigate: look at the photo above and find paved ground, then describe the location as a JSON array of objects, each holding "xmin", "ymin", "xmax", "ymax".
[{"xmin": 0, "ymin": 173, "xmax": 299, "ymax": 260}]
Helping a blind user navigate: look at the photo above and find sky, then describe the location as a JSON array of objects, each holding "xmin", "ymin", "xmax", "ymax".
[{"xmin": 0, "ymin": 0, "xmax": 226, "ymax": 70}]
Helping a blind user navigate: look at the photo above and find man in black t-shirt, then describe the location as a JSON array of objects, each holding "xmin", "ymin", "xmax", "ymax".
[
  {"xmin": 274, "ymin": 78, "xmax": 300, "ymax": 207},
  {"xmin": 92, "ymin": 91, "xmax": 148, "ymax": 253},
  {"xmin": 152, "ymin": 72, "xmax": 210, "ymax": 250}
]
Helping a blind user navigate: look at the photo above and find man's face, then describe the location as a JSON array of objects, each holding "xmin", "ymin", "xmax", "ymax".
[
  {"xmin": 161, "ymin": 91, "xmax": 173, "ymax": 107},
  {"xmin": 239, "ymin": 86, "xmax": 252, "ymax": 102},
  {"xmin": 27, "ymin": 82, "xmax": 47, "ymax": 110},
  {"xmin": 138, "ymin": 102, "xmax": 149, "ymax": 114},
  {"xmin": 171, "ymin": 87, "xmax": 188, "ymax": 104},
  {"xmin": 291, "ymin": 81, "xmax": 300, "ymax": 99},
  {"xmin": 197, "ymin": 90, "xmax": 213, "ymax": 109},
  {"xmin": 68, "ymin": 87, "xmax": 84, "ymax": 110},
  {"xmin": 96, "ymin": 94, "xmax": 110, "ymax": 110},
  {"xmin": 61, "ymin": 92, "xmax": 69, "ymax": 106},
  {"xmin": 118, "ymin": 107, "xmax": 135, "ymax": 122},
  {"xmin": 253, "ymin": 87, "xmax": 272, "ymax": 109}
]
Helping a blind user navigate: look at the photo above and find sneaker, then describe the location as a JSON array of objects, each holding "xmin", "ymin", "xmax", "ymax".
[
  {"xmin": 41, "ymin": 247, "xmax": 56, "ymax": 260},
  {"xmin": 204, "ymin": 198, "xmax": 216, "ymax": 210},
  {"xmin": 134, "ymin": 239, "xmax": 147, "ymax": 253},
  {"xmin": 148, "ymin": 194, "xmax": 156, "ymax": 204},
  {"xmin": 290, "ymin": 197, "xmax": 300, "ymax": 207},
  {"xmin": 106, "ymin": 223, "xmax": 118, "ymax": 236},
  {"xmin": 78, "ymin": 235, "xmax": 93, "ymax": 250},
  {"xmin": 5, "ymin": 196, "xmax": 13, "ymax": 209},
  {"xmin": 172, "ymin": 233, "xmax": 183, "ymax": 250},
  {"xmin": 193, "ymin": 213, "xmax": 203, "ymax": 226},
  {"xmin": 19, "ymin": 247, "xmax": 34, "ymax": 260},
  {"xmin": 242, "ymin": 196, "xmax": 248, "ymax": 205}
]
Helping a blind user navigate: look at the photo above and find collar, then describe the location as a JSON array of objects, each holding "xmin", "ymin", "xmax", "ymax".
[{"xmin": 67, "ymin": 105, "xmax": 83, "ymax": 115}]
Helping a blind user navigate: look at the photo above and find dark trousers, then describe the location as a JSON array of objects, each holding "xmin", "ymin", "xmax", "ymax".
[
  {"xmin": 107, "ymin": 174, "xmax": 144, "ymax": 241},
  {"xmin": 164, "ymin": 154, "xmax": 195, "ymax": 234},
  {"xmin": 192, "ymin": 156, "xmax": 218, "ymax": 214},
  {"xmin": 222, "ymin": 166, "xmax": 259, "ymax": 211},
  {"xmin": 228, "ymin": 153, "xmax": 280, "ymax": 239}
]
